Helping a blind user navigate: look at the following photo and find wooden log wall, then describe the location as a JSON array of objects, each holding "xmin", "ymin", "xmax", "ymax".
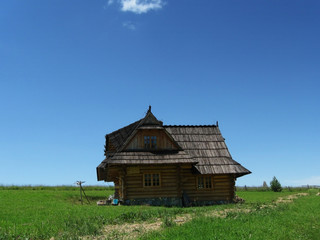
[
  {"xmin": 181, "ymin": 167, "xmax": 235, "ymax": 202},
  {"xmin": 123, "ymin": 164, "xmax": 235, "ymax": 202},
  {"xmin": 125, "ymin": 165, "xmax": 182, "ymax": 199}
]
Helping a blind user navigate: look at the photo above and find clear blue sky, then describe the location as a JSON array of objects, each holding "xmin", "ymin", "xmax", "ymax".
[{"xmin": 1, "ymin": 0, "xmax": 319, "ymax": 187}]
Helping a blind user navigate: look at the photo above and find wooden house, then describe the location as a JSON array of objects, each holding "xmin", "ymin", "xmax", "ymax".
[{"xmin": 97, "ymin": 107, "xmax": 251, "ymax": 206}]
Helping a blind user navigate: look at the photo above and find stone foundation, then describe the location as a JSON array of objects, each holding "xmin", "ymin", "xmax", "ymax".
[
  {"xmin": 124, "ymin": 198, "xmax": 231, "ymax": 207},
  {"xmin": 124, "ymin": 197, "xmax": 182, "ymax": 207}
]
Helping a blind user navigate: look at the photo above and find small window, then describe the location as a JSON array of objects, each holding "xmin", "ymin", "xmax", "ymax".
[
  {"xmin": 151, "ymin": 136, "xmax": 157, "ymax": 149},
  {"xmin": 144, "ymin": 173, "xmax": 160, "ymax": 187},
  {"xmin": 144, "ymin": 136, "xmax": 150, "ymax": 149},
  {"xmin": 197, "ymin": 176, "xmax": 212, "ymax": 189},
  {"xmin": 144, "ymin": 136, "xmax": 157, "ymax": 149},
  {"xmin": 144, "ymin": 173, "xmax": 152, "ymax": 186},
  {"xmin": 153, "ymin": 173, "xmax": 159, "ymax": 186}
]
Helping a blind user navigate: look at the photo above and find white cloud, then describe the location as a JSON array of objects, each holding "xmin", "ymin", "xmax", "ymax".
[
  {"xmin": 122, "ymin": 21, "xmax": 136, "ymax": 30},
  {"xmin": 107, "ymin": 0, "xmax": 164, "ymax": 14},
  {"xmin": 121, "ymin": 0, "xmax": 163, "ymax": 14}
]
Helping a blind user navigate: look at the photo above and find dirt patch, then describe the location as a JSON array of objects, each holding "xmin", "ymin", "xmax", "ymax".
[
  {"xmin": 206, "ymin": 193, "xmax": 309, "ymax": 218},
  {"xmin": 205, "ymin": 208, "xmax": 252, "ymax": 218},
  {"xmin": 275, "ymin": 193, "xmax": 308, "ymax": 204},
  {"xmin": 174, "ymin": 214, "xmax": 192, "ymax": 225},
  {"xmin": 82, "ymin": 220, "xmax": 162, "ymax": 240}
]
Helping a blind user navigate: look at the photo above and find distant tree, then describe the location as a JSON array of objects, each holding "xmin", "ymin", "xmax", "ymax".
[
  {"xmin": 270, "ymin": 176, "xmax": 282, "ymax": 192},
  {"xmin": 262, "ymin": 181, "xmax": 269, "ymax": 191},
  {"xmin": 262, "ymin": 181, "xmax": 268, "ymax": 188}
]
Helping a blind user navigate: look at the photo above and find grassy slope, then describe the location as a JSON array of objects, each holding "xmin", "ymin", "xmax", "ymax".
[{"xmin": 142, "ymin": 190, "xmax": 320, "ymax": 240}]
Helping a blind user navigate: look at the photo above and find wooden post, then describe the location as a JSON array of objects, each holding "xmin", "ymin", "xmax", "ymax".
[
  {"xmin": 80, "ymin": 183, "xmax": 83, "ymax": 205},
  {"xmin": 76, "ymin": 181, "xmax": 90, "ymax": 204}
]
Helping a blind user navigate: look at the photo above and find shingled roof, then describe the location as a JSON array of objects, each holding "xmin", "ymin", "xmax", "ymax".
[
  {"xmin": 105, "ymin": 119, "xmax": 142, "ymax": 152},
  {"xmin": 165, "ymin": 126, "xmax": 251, "ymax": 177},
  {"xmin": 100, "ymin": 151, "xmax": 197, "ymax": 165},
  {"xmin": 97, "ymin": 108, "xmax": 251, "ymax": 180}
]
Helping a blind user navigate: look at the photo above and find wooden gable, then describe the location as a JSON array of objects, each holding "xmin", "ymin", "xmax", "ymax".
[
  {"xmin": 124, "ymin": 128, "xmax": 180, "ymax": 151},
  {"xmin": 117, "ymin": 106, "xmax": 182, "ymax": 152}
]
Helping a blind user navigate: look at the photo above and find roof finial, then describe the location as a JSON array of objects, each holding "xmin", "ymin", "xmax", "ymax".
[
  {"xmin": 216, "ymin": 121, "xmax": 219, "ymax": 127},
  {"xmin": 148, "ymin": 105, "xmax": 151, "ymax": 113}
]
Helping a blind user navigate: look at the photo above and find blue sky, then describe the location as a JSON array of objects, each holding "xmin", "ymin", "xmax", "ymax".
[{"xmin": 0, "ymin": 0, "xmax": 319, "ymax": 187}]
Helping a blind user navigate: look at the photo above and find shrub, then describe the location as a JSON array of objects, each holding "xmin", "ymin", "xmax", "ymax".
[{"xmin": 270, "ymin": 176, "xmax": 282, "ymax": 192}]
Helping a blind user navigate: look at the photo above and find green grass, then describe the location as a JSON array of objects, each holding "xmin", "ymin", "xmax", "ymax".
[
  {"xmin": 142, "ymin": 190, "xmax": 320, "ymax": 240},
  {"xmin": 0, "ymin": 186, "xmax": 318, "ymax": 239},
  {"xmin": 0, "ymin": 187, "xmax": 111, "ymax": 239},
  {"xmin": 236, "ymin": 191, "xmax": 296, "ymax": 204},
  {"xmin": 0, "ymin": 186, "xmax": 190, "ymax": 239}
]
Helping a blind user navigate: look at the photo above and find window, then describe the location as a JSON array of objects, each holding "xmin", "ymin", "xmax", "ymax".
[
  {"xmin": 144, "ymin": 136, "xmax": 157, "ymax": 149},
  {"xmin": 144, "ymin": 173, "xmax": 152, "ymax": 186},
  {"xmin": 144, "ymin": 173, "xmax": 160, "ymax": 187},
  {"xmin": 144, "ymin": 136, "xmax": 150, "ymax": 149},
  {"xmin": 151, "ymin": 136, "xmax": 157, "ymax": 149},
  {"xmin": 197, "ymin": 176, "xmax": 212, "ymax": 189}
]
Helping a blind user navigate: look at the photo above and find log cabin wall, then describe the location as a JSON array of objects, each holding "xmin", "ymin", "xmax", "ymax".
[
  {"xmin": 125, "ymin": 164, "xmax": 181, "ymax": 200},
  {"xmin": 181, "ymin": 169, "xmax": 235, "ymax": 203},
  {"xmin": 122, "ymin": 164, "xmax": 235, "ymax": 205}
]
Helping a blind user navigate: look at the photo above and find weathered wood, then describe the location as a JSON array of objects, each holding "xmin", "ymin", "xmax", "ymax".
[{"xmin": 125, "ymin": 129, "xmax": 179, "ymax": 151}]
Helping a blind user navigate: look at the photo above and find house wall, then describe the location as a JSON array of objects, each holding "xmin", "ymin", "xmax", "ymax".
[
  {"xmin": 122, "ymin": 164, "xmax": 235, "ymax": 206},
  {"xmin": 125, "ymin": 165, "xmax": 181, "ymax": 199},
  {"xmin": 181, "ymin": 167, "xmax": 235, "ymax": 204}
]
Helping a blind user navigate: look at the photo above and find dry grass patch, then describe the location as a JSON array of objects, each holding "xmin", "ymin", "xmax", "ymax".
[
  {"xmin": 173, "ymin": 214, "xmax": 192, "ymax": 225},
  {"xmin": 82, "ymin": 220, "xmax": 162, "ymax": 240},
  {"xmin": 275, "ymin": 192, "xmax": 308, "ymax": 204}
]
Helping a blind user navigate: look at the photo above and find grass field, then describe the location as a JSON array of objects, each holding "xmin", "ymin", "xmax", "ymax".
[
  {"xmin": 0, "ymin": 186, "xmax": 319, "ymax": 239},
  {"xmin": 143, "ymin": 190, "xmax": 320, "ymax": 240}
]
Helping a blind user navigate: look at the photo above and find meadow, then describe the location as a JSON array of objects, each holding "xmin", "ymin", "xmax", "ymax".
[{"xmin": 0, "ymin": 186, "xmax": 319, "ymax": 240}]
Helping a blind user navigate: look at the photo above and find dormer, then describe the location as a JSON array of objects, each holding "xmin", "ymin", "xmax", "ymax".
[{"xmin": 123, "ymin": 106, "xmax": 181, "ymax": 151}]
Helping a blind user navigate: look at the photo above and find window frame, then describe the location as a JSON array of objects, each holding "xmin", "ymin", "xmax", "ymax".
[
  {"xmin": 144, "ymin": 136, "xmax": 150, "ymax": 149},
  {"xmin": 196, "ymin": 175, "xmax": 213, "ymax": 190},
  {"xmin": 143, "ymin": 172, "xmax": 161, "ymax": 188},
  {"xmin": 151, "ymin": 136, "xmax": 157, "ymax": 149},
  {"xmin": 144, "ymin": 135, "xmax": 157, "ymax": 150}
]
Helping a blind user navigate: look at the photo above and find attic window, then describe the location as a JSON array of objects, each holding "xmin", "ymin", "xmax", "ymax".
[
  {"xmin": 197, "ymin": 176, "xmax": 213, "ymax": 189},
  {"xmin": 144, "ymin": 173, "xmax": 160, "ymax": 187},
  {"xmin": 144, "ymin": 136, "xmax": 157, "ymax": 149}
]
